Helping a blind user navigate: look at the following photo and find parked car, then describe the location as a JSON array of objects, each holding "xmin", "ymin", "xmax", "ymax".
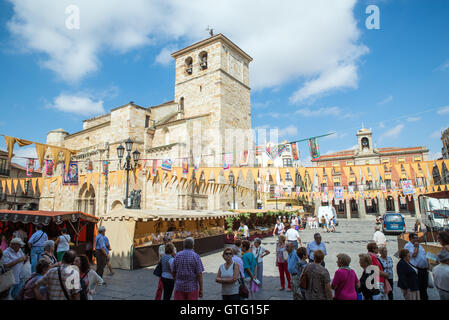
[{"xmin": 382, "ymin": 212, "xmax": 406, "ymax": 235}]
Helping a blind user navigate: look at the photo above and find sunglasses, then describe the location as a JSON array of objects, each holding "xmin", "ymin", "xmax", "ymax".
[{"xmin": 224, "ymin": 252, "xmax": 233, "ymax": 256}]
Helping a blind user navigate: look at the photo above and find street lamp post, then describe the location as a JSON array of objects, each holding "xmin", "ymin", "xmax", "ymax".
[
  {"xmin": 117, "ymin": 138, "xmax": 141, "ymax": 208},
  {"xmin": 229, "ymin": 173, "xmax": 236, "ymax": 210}
]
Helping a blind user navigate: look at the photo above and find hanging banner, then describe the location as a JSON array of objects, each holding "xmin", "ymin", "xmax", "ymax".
[
  {"xmin": 239, "ymin": 150, "xmax": 249, "ymax": 167},
  {"xmin": 63, "ymin": 162, "xmax": 79, "ymax": 185},
  {"xmin": 46, "ymin": 160, "xmax": 54, "ymax": 176},
  {"xmin": 26, "ymin": 159, "xmax": 34, "ymax": 177},
  {"xmin": 308, "ymin": 138, "xmax": 320, "ymax": 160},
  {"xmin": 334, "ymin": 186, "xmax": 344, "ymax": 200},
  {"xmin": 274, "ymin": 185, "xmax": 281, "ymax": 198},
  {"xmin": 193, "ymin": 156, "xmax": 201, "ymax": 171},
  {"xmin": 322, "ymin": 193, "xmax": 328, "ymax": 203},
  {"xmin": 161, "ymin": 159, "xmax": 173, "ymax": 171},
  {"xmin": 391, "ymin": 180, "xmax": 397, "ymax": 192},
  {"xmin": 291, "ymin": 143, "xmax": 299, "ymax": 161},
  {"xmin": 358, "ymin": 185, "xmax": 365, "ymax": 197},
  {"xmin": 400, "ymin": 196, "xmax": 406, "ymax": 205},
  {"xmin": 151, "ymin": 160, "xmax": 158, "ymax": 176},
  {"xmin": 401, "ymin": 179, "xmax": 415, "ymax": 195},
  {"xmin": 103, "ymin": 161, "xmax": 109, "ymax": 176},
  {"xmin": 182, "ymin": 158, "xmax": 189, "ymax": 174},
  {"xmin": 87, "ymin": 160, "xmax": 93, "ymax": 173},
  {"xmin": 348, "ymin": 185, "xmax": 355, "ymax": 195},
  {"xmin": 366, "ymin": 198, "xmax": 372, "ymax": 207},
  {"xmin": 381, "ymin": 182, "xmax": 387, "ymax": 193},
  {"xmin": 223, "ymin": 153, "xmax": 231, "ymax": 170}
]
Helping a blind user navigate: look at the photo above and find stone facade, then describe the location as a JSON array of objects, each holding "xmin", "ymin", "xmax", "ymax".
[
  {"xmin": 0, "ymin": 150, "xmax": 42, "ymax": 210},
  {"xmin": 311, "ymin": 128, "xmax": 429, "ymax": 219},
  {"xmin": 39, "ymin": 34, "xmax": 257, "ymax": 217}
]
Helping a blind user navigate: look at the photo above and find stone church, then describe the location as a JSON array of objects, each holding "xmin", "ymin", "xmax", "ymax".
[{"xmin": 39, "ymin": 34, "xmax": 257, "ymax": 217}]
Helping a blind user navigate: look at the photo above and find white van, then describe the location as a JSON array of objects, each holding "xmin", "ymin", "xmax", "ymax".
[{"xmin": 419, "ymin": 196, "xmax": 449, "ymax": 231}]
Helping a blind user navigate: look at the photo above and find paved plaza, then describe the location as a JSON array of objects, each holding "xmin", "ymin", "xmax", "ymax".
[{"xmin": 94, "ymin": 217, "xmax": 440, "ymax": 300}]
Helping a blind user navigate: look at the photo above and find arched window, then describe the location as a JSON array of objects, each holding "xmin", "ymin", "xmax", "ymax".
[
  {"xmin": 178, "ymin": 97, "xmax": 184, "ymax": 113},
  {"xmin": 199, "ymin": 51, "xmax": 208, "ymax": 70},
  {"xmin": 77, "ymin": 183, "xmax": 96, "ymax": 216},
  {"xmin": 163, "ymin": 128, "xmax": 170, "ymax": 145},
  {"xmin": 361, "ymin": 137, "xmax": 369, "ymax": 149},
  {"xmin": 185, "ymin": 57, "xmax": 193, "ymax": 75}
]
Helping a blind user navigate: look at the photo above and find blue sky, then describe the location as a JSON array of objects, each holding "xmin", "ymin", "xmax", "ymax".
[{"xmin": 0, "ymin": 0, "xmax": 448, "ymax": 165}]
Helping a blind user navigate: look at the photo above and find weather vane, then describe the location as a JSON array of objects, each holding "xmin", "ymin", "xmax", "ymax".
[{"xmin": 206, "ymin": 26, "xmax": 214, "ymax": 37}]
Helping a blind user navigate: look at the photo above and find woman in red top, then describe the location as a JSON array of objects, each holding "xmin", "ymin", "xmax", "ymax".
[{"xmin": 367, "ymin": 242, "xmax": 390, "ymax": 299}]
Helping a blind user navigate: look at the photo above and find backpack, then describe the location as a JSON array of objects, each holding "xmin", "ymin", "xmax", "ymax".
[{"xmin": 79, "ymin": 272, "xmax": 89, "ymax": 300}]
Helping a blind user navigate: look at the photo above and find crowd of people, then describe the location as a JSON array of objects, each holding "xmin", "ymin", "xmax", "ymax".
[
  {"xmin": 1, "ymin": 218, "xmax": 449, "ymax": 301},
  {"xmin": 0, "ymin": 225, "xmax": 112, "ymax": 300}
]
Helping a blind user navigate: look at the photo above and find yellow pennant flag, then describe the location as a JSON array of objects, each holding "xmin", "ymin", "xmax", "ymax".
[
  {"xmin": 240, "ymin": 168, "xmax": 249, "ymax": 182},
  {"xmin": 325, "ymin": 167, "xmax": 332, "ymax": 180},
  {"xmin": 49, "ymin": 146, "xmax": 61, "ymax": 170},
  {"xmin": 278, "ymin": 168, "xmax": 287, "ymax": 184},
  {"xmin": 45, "ymin": 178, "xmax": 51, "ymax": 191},
  {"xmin": 174, "ymin": 167, "xmax": 183, "ymax": 184},
  {"xmin": 287, "ymin": 168, "xmax": 296, "ymax": 185},
  {"xmin": 297, "ymin": 167, "xmax": 306, "ymax": 182},
  {"xmin": 186, "ymin": 168, "xmax": 194, "ymax": 183},
  {"xmin": 1, "ymin": 180, "xmax": 6, "ymax": 194},
  {"xmin": 360, "ymin": 166, "xmax": 369, "ymax": 181},
  {"xmin": 19, "ymin": 179, "xmax": 25, "ymax": 193},
  {"xmin": 108, "ymin": 172, "xmax": 115, "ymax": 187},
  {"xmin": 210, "ymin": 168, "xmax": 221, "ymax": 184},
  {"xmin": 116, "ymin": 170, "xmax": 124, "ymax": 187},
  {"xmin": 342, "ymin": 167, "xmax": 351, "ymax": 180},
  {"xmin": 444, "ymin": 160, "xmax": 449, "ymax": 173},
  {"xmin": 195, "ymin": 169, "xmax": 203, "ymax": 185},
  {"xmin": 426, "ymin": 162, "xmax": 435, "ymax": 178},
  {"xmin": 403, "ymin": 163, "xmax": 412, "ymax": 179},
  {"xmin": 377, "ymin": 165, "xmax": 385, "ymax": 181},
  {"xmin": 202, "ymin": 168, "xmax": 212, "ymax": 182},
  {"xmin": 37, "ymin": 178, "xmax": 43, "ymax": 193},
  {"xmin": 306, "ymin": 168, "xmax": 314, "ymax": 182},
  {"xmin": 35, "ymin": 143, "xmax": 47, "ymax": 169},
  {"xmin": 316, "ymin": 168, "xmax": 324, "ymax": 184},
  {"xmin": 86, "ymin": 173, "xmax": 92, "ymax": 190},
  {"xmin": 352, "ymin": 167, "xmax": 360, "ymax": 184},
  {"xmin": 410, "ymin": 163, "xmax": 419, "ymax": 177},
  {"xmin": 93, "ymin": 173, "xmax": 100, "ymax": 188},
  {"xmin": 250, "ymin": 168, "xmax": 259, "ymax": 184},
  {"xmin": 436, "ymin": 160, "xmax": 443, "ymax": 178}
]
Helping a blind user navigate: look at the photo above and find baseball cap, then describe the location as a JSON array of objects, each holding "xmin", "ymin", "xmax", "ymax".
[{"xmin": 10, "ymin": 237, "xmax": 25, "ymax": 246}]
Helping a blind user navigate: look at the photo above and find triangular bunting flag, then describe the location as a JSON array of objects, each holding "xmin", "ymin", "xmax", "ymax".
[
  {"xmin": 278, "ymin": 168, "xmax": 287, "ymax": 184},
  {"xmin": 436, "ymin": 160, "xmax": 443, "ymax": 178},
  {"xmin": 403, "ymin": 163, "xmax": 412, "ymax": 179},
  {"xmin": 37, "ymin": 178, "xmax": 43, "ymax": 193},
  {"xmin": 19, "ymin": 179, "xmax": 25, "ymax": 193},
  {"xmin": 377, "ymin": 165, "xmax": 385, "ymax": 181},
  {"xmin": 86, "ymin": 173, "xmax": 92, "ymax": 190},
  {"xmin": 49, "ymin": 146, "xmax": 61, "ymax": 170}
]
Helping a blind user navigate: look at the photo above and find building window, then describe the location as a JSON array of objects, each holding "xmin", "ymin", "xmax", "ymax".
[
  {"xmin": 286, "ymin": 171, "xmax": 292, "ymax": 181},
  {"xmin": 398, "ymin": 157, "xmax": 405, "ymax": 163},
  {"xmin": 283, "ymin": 158, "xmax": 292, "ymax": 167},
  {"xmin": 145, "ymin": 115, "xmax": 151, "ymax": 128},
  {"xmin": 185, "ymin": 57, "xmax": 193, "ymax": 75},
  {"xmin": 199, "ymin": 51, "xmax": 208, "ymax": 70},
  {"xmin": 0, "ymin": 158, "xmax": 9, "ymax": 176},
  {"xmin": 414, "ymin": 156, "xmax": 422, "ymax": 162},
  {"xmin": 346, "ymin": 161, "xmax": 354, "ymax": 166}
]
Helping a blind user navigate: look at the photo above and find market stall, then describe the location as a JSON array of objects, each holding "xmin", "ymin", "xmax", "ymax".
[
  {"xmin": 99, "ymin": 208, "xmax": 237, "ymax": 270},
  {"xmin": 0, "ymin": 210, "xmax": 99, "ymax": 258}
]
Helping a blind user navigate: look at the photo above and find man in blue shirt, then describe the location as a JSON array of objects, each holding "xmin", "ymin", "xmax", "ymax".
[
  {"xmin": 404, "ymin": 232, "xmax": 429, "ymax": 300},
  {"xmin": 306, "ymin": 233, "xmax": 327, "ymax": 267},
  {"xmin": 94, "ymin": 226, "xmax": 108, "ymax": 279},
  {"xmin": 28, "ymin": 225, "xmax": 48, "ymax": 273},
  {"xmin": 286, "ymin": 243, "xmax": 301, "ymax": 300}
]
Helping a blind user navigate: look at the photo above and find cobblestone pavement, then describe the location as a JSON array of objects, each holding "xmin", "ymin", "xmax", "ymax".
[{"xmin": 94, "ymin": 217, "xmax": 440, "ymax": 300}]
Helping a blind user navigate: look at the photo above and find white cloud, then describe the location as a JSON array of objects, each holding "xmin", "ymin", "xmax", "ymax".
[
  {"xmin": 430, "ymin": 129, "xmax": 443, "ymax": 139},
  {"xmin": 378, "ymin": 122, "xmax": 385, "ymax": 128},
  {"xmin": 278, "ymin": 125, "xmax": 298, "ymax": 138},
  {"xmin": 295, "ymin": 106, "xmax": 342, "ymax": 117},
  {"xmin": 436, "ymin": 60, "xmax": 449, "ymax": 71},
  {"xmin": 377, "ymin": 95, "xmax": 393, "ymax": 105},
  {"xmin": 324, "ymin": 132, "xmax": 348, "ymax": 140},
  {"xmin": 7, "ymin": 0, "xmax": 368, "ymax": 101},
  {"xmin": 290, "ymin": 64, "xmax": 361, "ymax": 103},
  {"xmin": 407, "ymin": 117, "xmax": 421, "ymax": 122},
  {"xmin": 49, "ymin": 93, "xmax": 105, "ymax": 116},
  {"xmin": 437, "ymin": 106, "xmax": 449, "ymax": 114},
  {"xmin": 155, "ymin": 46, "xmax": 177, "ymax": 66},
  {"xmin": 381, "ymin": 124, "xmax": 404, "ymax": 139}
]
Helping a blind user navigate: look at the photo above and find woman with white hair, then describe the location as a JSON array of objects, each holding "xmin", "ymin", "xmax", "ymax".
[{"xmin": 39, "ymin": 240, "xmax": 60, "ymax": 269}]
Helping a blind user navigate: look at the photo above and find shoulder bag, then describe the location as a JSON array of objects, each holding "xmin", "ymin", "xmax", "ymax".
[
  {"xmin": 238, "ymin": 272, "xmax": 249, "ymax": 299},
  {"xmin": 58, "ymin": 266, "xmax": 71, "ymax": 300},
  {"xmin": 0, "ymin": 264, "xmax": 15, "ymax": 293},
  {"xmin": 299, "ymin": 265, "xmax": 309, "ymax": 289},
  {"xmin": 153, "ymin": 260, "xmax": 162, "ymax": 277}
]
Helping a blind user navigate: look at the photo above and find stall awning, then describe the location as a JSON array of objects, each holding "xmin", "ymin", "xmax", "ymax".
[
  {"xmin": 100, "ymin": 208, "xmax": 238, "ymax": 222},
  {"xmin": 0, "ymin": 210, "xmax": 99, "ymax": 225}
]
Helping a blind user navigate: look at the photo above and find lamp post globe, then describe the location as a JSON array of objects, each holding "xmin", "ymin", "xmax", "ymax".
[
  {"xmin": 125, "ymin": 138, "xmax": 133, "ymax": 152},
  {"xmin": 117, "ymin": 144, "xmax": 125, "ymax": 160},
  {"xmin": 132, "ymin": 149, "xmax": 141, "ymax": 163}
]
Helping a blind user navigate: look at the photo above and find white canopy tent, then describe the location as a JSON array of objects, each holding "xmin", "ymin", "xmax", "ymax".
[{"xmin": 99, "ymin": 208, "xmax": 237, "ymax": 270}]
